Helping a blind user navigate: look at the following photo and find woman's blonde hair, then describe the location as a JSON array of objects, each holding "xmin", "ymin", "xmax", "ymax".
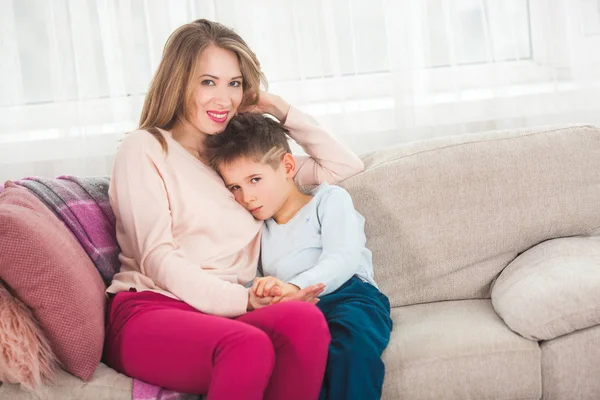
[{"xmin": 139, "ymin": 19, "xmax": 267, "ymax": 151}]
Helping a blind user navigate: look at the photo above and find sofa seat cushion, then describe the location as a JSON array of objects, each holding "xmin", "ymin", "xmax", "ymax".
[
  {"xmin": 540, "ymin": 324, "xmax": 600, "ymax": 400},
  {"xmin": 492, "ymin": 237, "xmax": 600, "ymax": 341},
  {"xmin": 0, "ymin": 363, "xmax": 132, "ymax": 400},
  {"xmin": 382, "ymin": 299, "xmax": 541, "ymax": 400},
  {"xmin": 0, "ymin": 185, "xmax": 106, "ymax": 381}
]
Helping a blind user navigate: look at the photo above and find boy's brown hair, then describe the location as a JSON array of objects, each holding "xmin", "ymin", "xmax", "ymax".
[{"xmin": 204, "ymin": 112, "xmax": 292, "ymax": 171}]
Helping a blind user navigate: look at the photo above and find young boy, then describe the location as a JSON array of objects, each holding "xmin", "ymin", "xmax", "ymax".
[{"xmin": 204, "ymin": 113, "xmax": 393, "ymax": 400}]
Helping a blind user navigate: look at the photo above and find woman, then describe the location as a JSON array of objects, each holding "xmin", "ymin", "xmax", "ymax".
[{"xmin": 103, "ymin": 19, "xmax": 364, "ymax": 400}]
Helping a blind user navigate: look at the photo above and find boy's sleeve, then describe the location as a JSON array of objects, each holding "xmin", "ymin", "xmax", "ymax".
[
  {"xmin": 288, "ymin": 187, "xmax": 364, "ymax": 296},
  {"xmin": 256, "ymin": 257, "xmax": 264, "ymax": 278}
]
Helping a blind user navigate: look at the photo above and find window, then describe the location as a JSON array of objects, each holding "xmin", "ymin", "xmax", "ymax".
[{"xmin": 424, "ymin": 0, "xmax": 532, "ymax": 67}]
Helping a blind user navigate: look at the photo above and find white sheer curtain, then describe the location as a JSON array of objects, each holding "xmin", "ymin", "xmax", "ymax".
[{"xmin": 1, "ymin": 0, "xmax": 600, "ymax": 181}]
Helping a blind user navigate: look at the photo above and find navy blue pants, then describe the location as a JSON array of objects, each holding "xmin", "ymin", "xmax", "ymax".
[{"xmin": 317, "ymin": 276, "xmax": 393, "ymax": 400}]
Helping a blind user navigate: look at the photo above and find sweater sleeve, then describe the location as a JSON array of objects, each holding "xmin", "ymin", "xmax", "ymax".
[
  {"xmin": 285, "ymin": 107, "xmax": 364, "ymax": 186},
  {"xmin": 288, "ymin": 187, "xmax": 364, "ymax": 296},
  {"xmin": 110, "ymin": 132, "xmax": 249, "ymax": 317}
]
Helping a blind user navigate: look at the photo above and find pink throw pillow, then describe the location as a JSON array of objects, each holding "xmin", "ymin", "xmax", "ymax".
[
  {"xmin": 0, "ymin": 281, "xmax": 60, "ymax": 389},
  {"xmin": 0, "ymin": 184, "xmax": 106, "ymax": 381}
]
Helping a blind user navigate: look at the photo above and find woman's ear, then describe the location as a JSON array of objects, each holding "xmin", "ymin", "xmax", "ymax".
[{"xmin": 282, "ymin": 153, "xmax": 296, "ymax": 179}]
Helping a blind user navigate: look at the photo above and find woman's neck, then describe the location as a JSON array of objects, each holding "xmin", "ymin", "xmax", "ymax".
[{"xmin": 170, "ymin": 118, "xmax": 207, "ymax": 160}]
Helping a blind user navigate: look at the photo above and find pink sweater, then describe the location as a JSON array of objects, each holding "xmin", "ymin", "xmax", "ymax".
[{"xmin": 107, "ymin": 107, "xmax": 363, "ymax": 317}]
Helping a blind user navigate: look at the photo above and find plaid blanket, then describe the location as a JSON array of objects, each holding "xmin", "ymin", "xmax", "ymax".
[
  {"xmin": 15, "ymin": 176, "xmax": 120, "ymax": 285},
  {"xmin": 15, "ymin": 176, "xmax": 202, "ymax": 400},
  {"xmin": 133, "ymin": 380, "xmax": 201, "ymax": 400}
]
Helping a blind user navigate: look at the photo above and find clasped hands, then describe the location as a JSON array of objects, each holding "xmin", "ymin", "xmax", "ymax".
[{"xmin": 247, "ymin": 276, "xmax": 325, "ymax": 311}]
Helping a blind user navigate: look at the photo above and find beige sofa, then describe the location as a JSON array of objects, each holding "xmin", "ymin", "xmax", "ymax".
[{"xmin": 2, "ymin": 123, "xmax": 600, "ymax": 399}]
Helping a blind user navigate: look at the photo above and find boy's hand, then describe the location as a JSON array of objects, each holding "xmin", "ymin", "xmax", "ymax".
[
  {"xmin": 272, "ymin": 283, "xmax": 325, "ymax": 305},
  {"xmin": 252, "ymin": 276, "xmax": 298, "ymax": 298}
]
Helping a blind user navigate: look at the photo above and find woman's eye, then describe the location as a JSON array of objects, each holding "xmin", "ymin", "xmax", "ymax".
[
  {"xmin": 201, "ymin": 80, "xmax": 215, "ymax": 86},
  {"xmin": 250, "ymin": 177, "xmax": 261, "ymax": 183},
  {"xmin": 230, "ymin": 81, "xmax": 242, "ymax": 87}
]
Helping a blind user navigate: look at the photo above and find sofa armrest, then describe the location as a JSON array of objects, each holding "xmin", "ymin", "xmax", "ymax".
[{"xmin": 491, "ymin": 237, "xmax": 600, "ymax": 341}]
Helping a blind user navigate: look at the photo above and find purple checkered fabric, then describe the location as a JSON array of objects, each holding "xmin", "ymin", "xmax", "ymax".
[{"xmin": 15, "ymin": 176, "xmax": 120, "ymax": 286}]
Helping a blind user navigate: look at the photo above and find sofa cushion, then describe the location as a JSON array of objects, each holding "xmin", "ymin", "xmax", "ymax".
[
  {"xmin": 341, "ymin": 124, "xmax": 600, "ymax": 307},
  {"xmin": 0, "ymin": 363, "xmax": 132, "ymax": 400},
  {"xmin": 540, "ymin": 324, "xmax": 600, "ymax": 400},
  {"xmin": 0, "ymin": 280, "xmax": 60, "ymax": 389},
  {"xmin": 492, "ymin": 237, "xmax": 600, "ymax": 341},
  {"xmin": 0, "ymin": 184, "xmax": 106, "ymax": 381},
  {"xmin": 382, "ymin": 299, "xmax": 541, "ymax": 400}
]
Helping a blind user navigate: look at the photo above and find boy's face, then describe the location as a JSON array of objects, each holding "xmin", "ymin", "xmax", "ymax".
[{"xmin": 220, "ymin": 156, "xmax": 293, "ymax": 220}]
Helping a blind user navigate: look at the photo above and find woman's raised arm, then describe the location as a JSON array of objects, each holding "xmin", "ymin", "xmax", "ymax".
[
  {"xmin": 284, "ymin": 106, "xmax": 364, "ymax": 186},
  {"xmin": 246, "ymin": 92, "xmax": 364, "ymax": 186}
]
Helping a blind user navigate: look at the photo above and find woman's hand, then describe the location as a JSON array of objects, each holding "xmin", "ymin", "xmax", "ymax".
[{"xmin": 239, "ymin": 91, "xmax": 291, "ymax": 123}]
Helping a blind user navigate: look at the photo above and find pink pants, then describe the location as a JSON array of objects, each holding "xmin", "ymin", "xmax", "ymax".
[{"xmin": 103, "ymin": 290, "xmax": 330, "ymax": 400}]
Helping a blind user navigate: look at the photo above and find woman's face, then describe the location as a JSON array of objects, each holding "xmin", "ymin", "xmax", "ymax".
[{"xmin": 187, "ymin": 45, "xmax": 244, "ymax": 135}]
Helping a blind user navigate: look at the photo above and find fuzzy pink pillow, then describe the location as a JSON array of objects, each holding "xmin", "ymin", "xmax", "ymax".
[
  {"xmin": 0, "ymin": 185, "xmax": 106, "ymax": 381},
  {"xmin": 0, "ymin": 281, "xmax": 61, "ymax": 389}
]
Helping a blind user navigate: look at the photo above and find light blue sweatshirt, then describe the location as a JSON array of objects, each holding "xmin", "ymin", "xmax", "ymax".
[{"xmin": 260, "ymin": 183, "xmax": 377, "ymax": 297}]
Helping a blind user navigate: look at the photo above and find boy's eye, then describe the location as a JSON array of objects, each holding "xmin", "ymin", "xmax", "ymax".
[
  {"xmin": 250, "ymin": 177, "xmax": 261, "ymax": 183},
  {"xmin": 230, "ymin": 81, "xmax": 242, "ymax": 87},
  {"xmin": 229, "ymin": 185, "xmax": 240, "ymax": 191},
  {"xmin": 201, "ymin": 80, "xmax": 215, "ymax": 86}
]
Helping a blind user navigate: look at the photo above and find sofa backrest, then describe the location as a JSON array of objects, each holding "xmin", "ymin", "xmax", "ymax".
[{"xmin": 340, "ymin": 124, "xmax": 600, "ymax": 307}]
